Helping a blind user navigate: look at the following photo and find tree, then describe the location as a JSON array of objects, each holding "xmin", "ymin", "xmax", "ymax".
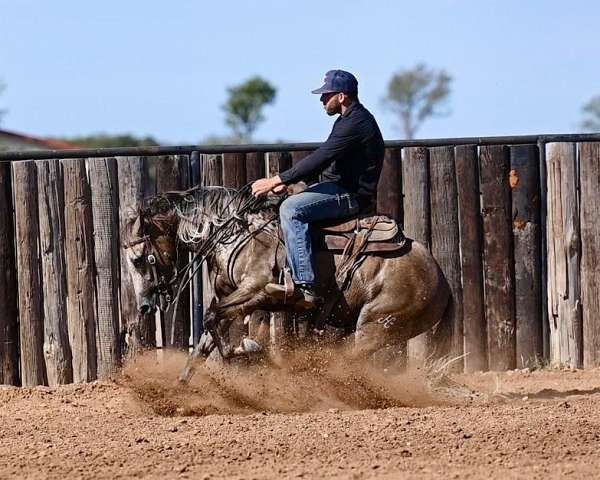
[
  {"xmin": 581, "ymin": 95, "xmax": 600, "ymax": 132},
  {"xmin": 59, "ymin": 133, "xmax": 160, "ymax": 148},
  {"xmin": 384, "ymin": 64, "xmax": 452, "ymax": 139},
  {"xmin": 223, "ymin": 76, "xmax": 276, "ymax": 143}
]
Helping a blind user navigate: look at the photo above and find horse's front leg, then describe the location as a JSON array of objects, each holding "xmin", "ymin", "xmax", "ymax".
[{"xmin": 178, "ymin": 288, "xmax": 266, "ymax": 383}]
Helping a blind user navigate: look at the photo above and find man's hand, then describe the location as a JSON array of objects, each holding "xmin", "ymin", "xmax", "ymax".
[{"xmin": 251, "ymin": 175, "xmax": 284, "ymax": 197}]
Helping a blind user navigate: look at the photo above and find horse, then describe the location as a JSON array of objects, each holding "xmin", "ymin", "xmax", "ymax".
[{"xmin": 122, "ymin": 185, "xmax": 450, "ymax": 382}]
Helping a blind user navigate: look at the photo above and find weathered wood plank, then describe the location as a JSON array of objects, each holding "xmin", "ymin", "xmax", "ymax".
[
  {"xmin": 201, "ymin": 155, "xmax": 223, "ymax": 322},
  {"xmin": 223, "ymin": 152, "xmax": 247, "ymax": 189},
  {"xmin": 117, "ymin": 156, "xmax": 155, "ymax": 352},
  {"xmin": 429, "ymin": 146, "xmax": 463, "ymax": 367},
  {"xmin": 0, "ymin": 161, "xmax": 20, "ymax": 385},
  {"xmin": 538, "ymin": 143, "xmax": 550, "ymax": 362},
  {"xmin": 480, "ymin": 145, "xmax": 516, "ymax": 371},
  {"xmin": 510, "ymin": 145, "xmax": 543, "ymax": 368},
  {"xmin": 245, "ymin": 152, "xmax": 270, "ymax": 340},
  {"xmin": 222, "ymin": 152, "xmax": 248, "ymax": 345},
  {"xmin": 36, "ymin": 159, "xmax": 73, "ymax": 385},
  {"xmin": 402, "ymin": 147, "xmax": 432, "ymax": 363},
  {"xmin": 189, "ymin": 151, "xmax": 203, "ymax": 346},
  {"xmin": 89, "ymin": 157, "xmax": 121, "ymax": 377},
  {"xmin": 375, "ymin": 147, "xmax": 406, "ymax": 365},
  {"xmin": 62, "ymin": 158, "xmax": 97, "ymax": 382},
  {"xmin": 377, "ymin": 147, "xmax": 403, "ymax": 222},
  {"xmin": 266, "ymin": 151, "xmax": 292, "ymax": 348},
  {"xmin": 579, "ymin": 142, "xmax": 600, "ymax": 367},
  {"xmin": 0, "ymin": 162, "xmax": 20, "ymax": 385},
  {"xmin": 546, "ymin": 143, "xmax": 582, "ymax": 368},
  {"xmin": 13, "ymin": 161, "xmax": 47, "ymax": 386},
  {"xmin": 155, "ymin": 155, "xmax": 191, "ymax": 350},
  {"xmin": 455, "ymin": 145, "xmax": 487, "ymax": 372},
  {"xmin": 246, "ymin": 152, "xmax": 265, "ymax": 182}
]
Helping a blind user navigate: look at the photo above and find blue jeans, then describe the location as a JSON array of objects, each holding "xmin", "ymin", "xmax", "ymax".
[{"xmin": 279, "ymin": 182, "xmax": 359, "ymax": 286}]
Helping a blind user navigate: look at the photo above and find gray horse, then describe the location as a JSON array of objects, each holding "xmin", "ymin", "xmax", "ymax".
[{"xmin": 123, "ymin": 186, "xmax": 450, "ymax": 381}]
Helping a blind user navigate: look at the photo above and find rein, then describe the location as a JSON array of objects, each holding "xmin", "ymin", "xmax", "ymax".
[{"xmin": 167, "ymin": 184, "xmax": 282, "ymax": 344}]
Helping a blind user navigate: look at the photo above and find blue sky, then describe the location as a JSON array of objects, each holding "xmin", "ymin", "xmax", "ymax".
[{"xmin": 1, "ymin": 0, "xmax": 598, "ymax": 144}]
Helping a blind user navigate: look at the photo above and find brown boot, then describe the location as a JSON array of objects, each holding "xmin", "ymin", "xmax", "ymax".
[{"xmin": 265, "ymin": 282, "xmax": 322, "ymax": 309}]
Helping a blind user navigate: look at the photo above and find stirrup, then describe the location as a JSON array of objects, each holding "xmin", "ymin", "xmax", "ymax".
[{"xmin": 277, "ymin": 267, "xmax": 295, "ymax": 299}]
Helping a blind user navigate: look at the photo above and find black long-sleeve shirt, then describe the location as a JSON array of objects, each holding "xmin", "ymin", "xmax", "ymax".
[{"xmin": 279, "ymin": 102, "xmax": 384, "ymax": 207}]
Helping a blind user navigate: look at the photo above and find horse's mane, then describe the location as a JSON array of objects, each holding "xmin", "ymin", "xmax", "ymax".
[{"xmin": 143, "ymin": 185, "xmax": 280, "ymax": 246}]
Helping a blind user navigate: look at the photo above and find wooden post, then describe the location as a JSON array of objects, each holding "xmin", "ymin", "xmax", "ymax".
[
  {"xmin": 246, "ymin": 152, "xmax": 265, "ymax": 182},
  {"xmin": 155, "ymin": 155, "xmax": 190, "ymax": 350},
  {"xmin": 402, "ymin": 147, "xmax": 431, "ymax": 364},
  {"xmin": 579, "ymin": 142, "xmax": 600, "ymax": 367},
  {"xmin": 455, "ymin": 145, "xmax": 487, "ymax": 372},
  {"xmin": 89, "ymin": 157, "xmax": 121, "ymax": 377},
  {"xmin": 223, "ymin": 152, "xmax": 248, "ymax": 345},
  {"xmin": 201, "ymin": 154, "xmax": 223, "ymax": 323},
  {"xmin": 538, "ymin": 142, "xmax": 550, "ymax": 361},
  {"xmin": 223, "ymin": 152, "xmax": 247, "ymax": 189},
  {"xmin": 0, "ymin": 161, "xmax": 19, "ymax": 385},
  {"xmin": 266, "ymin": 151, "xmax": 293, "ymax": 347},
  {"xmin": 13, "ymin": 161, "xmax": 47, "ymax": 386},
  {"xmin": 546, "ymin": 143, "xmax": 582, "ymax": 368},
  {"xmin": 510, "ymin": 145, "xmax": 543, "ymax": 368},
  {"xmin": 429, "ymin": 146, "xmax": 463, "ymax": 367},
  {"xmin": 376, "ymin": 147, "xmax": 406, "ymax": 364},
  {"xmin": 189, "ymin": 151, "xmax": 204, "ymax": 347},
  {"xmin": 480, "ymin": 145, "xmax": 516, "ymax": 371},
  {"xmin": 62, "ymin": 158, "xmax": 97, "ymax": 382},
  {"xmin": 377, "ymin": 147, "xmax": 403, "ymax": 222},
  {"xmin": 117, "ymin": 156, "xmax": 155, "ymax": 351},
  {"xmin": 245, "ymin": 152, "xmax": 270, "ymax": 341},
  {"xmin": 36, "ymin": 159, "xmax": 73, "ymax": 385}
]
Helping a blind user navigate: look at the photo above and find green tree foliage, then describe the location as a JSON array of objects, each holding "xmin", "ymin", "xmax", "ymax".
[
  {"xmin": 581, "ymin": 95, "xmax": 600, "ymax": 132},
  {"xmin": 384, "ymin": 64, "xmax": 452, "ymax": 139},
  {"xmin": 223, "ymin": 76, "xmax": 276, "ymax": 143},
  {"xmin": 60, "ymin": 133, "xmax": 160, "ymax": 148}
]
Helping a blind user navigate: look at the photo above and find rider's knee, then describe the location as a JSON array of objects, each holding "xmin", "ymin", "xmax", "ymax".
[{"xmin": 280, "ymin": 197, "xmax": 302, "ymax": 222}]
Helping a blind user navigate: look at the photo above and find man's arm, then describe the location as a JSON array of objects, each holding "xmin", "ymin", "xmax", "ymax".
[{"xmin": 278, "ymin": 121, "xmax": 357, "ymax": 185}]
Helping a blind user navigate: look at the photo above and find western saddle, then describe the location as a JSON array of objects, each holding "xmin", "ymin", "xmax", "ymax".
[{"xmin": 317, "ymin": 214, "xmax": 405, "ymax": 253}]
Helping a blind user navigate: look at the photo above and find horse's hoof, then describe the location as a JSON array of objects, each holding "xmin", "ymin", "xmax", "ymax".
[
  {"xmin": 241, "ymin": 338, "xmax": 262, "ymax": 353},
  {"xmin": 233, "ymin": 338, "xmax": 263, "ymax": 356},
  {"xmin": 177, "ymin": 366, "xmax": 194, "ymax": 384}
]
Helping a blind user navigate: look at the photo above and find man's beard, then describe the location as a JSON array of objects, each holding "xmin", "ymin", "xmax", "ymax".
[{"xmin": 325, "ymin": 97, "xmax": 341, "ymax": 115}]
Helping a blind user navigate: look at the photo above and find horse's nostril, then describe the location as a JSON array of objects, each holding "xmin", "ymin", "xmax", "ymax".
[{"xmin": 139, "ymin": 304, "xmax": 151, "ymax": 315}]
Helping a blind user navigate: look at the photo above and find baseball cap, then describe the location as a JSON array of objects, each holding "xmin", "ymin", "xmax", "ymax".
[{"xmin": 311, "ymin": 70, "xmax": 358, "ymax": 95}]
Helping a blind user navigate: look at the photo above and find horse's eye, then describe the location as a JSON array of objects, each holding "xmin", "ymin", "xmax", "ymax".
[
  {"xmin": 132, "ymin": 256, "xmax": 145, "ymax": 268},
  {"xmin": 147, "ymin": 254, "xmax": 157, "ymax": 265}
]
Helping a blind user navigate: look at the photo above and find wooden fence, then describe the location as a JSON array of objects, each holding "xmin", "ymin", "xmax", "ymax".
[{"xmin": 1, "ymin": 138, "xmax": 600, "ymax": 386}]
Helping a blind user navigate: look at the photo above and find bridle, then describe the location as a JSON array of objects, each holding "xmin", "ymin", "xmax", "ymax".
[{"xmin": 123, "ymin": 232, "xmax": 179, "ymax": 311}]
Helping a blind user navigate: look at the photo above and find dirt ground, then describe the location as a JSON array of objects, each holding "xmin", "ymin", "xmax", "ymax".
[{"xmin": 1, "ymin": 350, "xmax": 600, "ymax": 480}]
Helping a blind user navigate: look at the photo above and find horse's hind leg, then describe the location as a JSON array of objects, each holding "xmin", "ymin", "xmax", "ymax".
[{"xmin": 352, "ymin": 307, "xmax": 407, "ymax": 368}]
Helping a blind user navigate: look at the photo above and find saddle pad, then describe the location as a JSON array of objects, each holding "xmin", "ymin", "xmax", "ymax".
[
  {"xmin": 318, "ymin": 215, "xmax": 397, "ymax": 234},
  {"xmin": 323, "ymin": 234, "xmax": 406, "ymax": 253}
]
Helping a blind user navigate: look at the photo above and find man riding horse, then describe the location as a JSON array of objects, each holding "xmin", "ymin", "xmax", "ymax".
[{"xmin": 251, "ymin": 69, "xmax": 384, "ymax": 308}]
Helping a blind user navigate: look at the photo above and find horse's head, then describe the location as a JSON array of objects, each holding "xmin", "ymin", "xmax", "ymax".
[{"xmin": 123, "ymin": 209, "xmax": 180, "ymax": 315}]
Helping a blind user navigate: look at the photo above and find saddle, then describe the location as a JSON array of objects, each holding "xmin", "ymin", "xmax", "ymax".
[{"xmin": 315, "ymin": 214, "xmax": 405, "ymax": 254}]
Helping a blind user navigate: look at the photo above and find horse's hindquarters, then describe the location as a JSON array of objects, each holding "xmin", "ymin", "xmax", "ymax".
[{"xmin": 345, "ymin": 240, "xmax": 450, "ymax": 355}]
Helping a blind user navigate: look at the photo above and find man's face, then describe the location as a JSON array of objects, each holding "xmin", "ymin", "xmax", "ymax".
[{"xmin": 320, "ymin": 92, "xmax": 342, "ymax": 116}]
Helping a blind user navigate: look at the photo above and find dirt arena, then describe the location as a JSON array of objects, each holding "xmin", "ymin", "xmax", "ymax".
[{"xmin": 1, "ymin": 350, "xmax": 600, "ymax": 479}]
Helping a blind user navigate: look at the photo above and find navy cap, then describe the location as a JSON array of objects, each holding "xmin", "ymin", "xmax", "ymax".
[{"xmin": 311, "ymin": 70, "xmax": 358, "ymax": 95}]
